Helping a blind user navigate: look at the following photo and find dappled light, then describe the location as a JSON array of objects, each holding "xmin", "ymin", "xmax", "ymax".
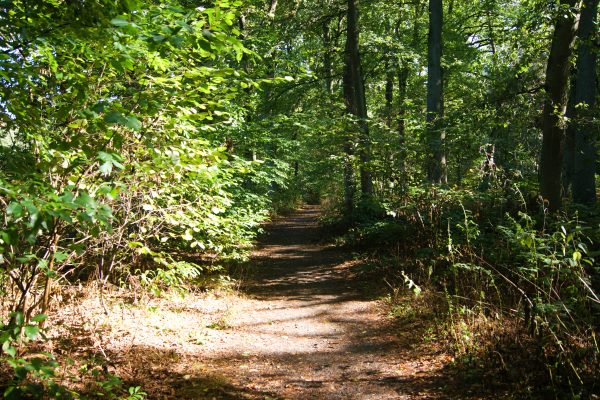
[{"xmin": 1, "ymin": 0, "xmax": 599, "ymax": 398}]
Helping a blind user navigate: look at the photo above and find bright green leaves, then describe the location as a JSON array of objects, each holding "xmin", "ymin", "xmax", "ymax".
[
  {"xmin": 0, "ymin": 0, "xmax": 274, "ymax": 316},
  {"xmin": 111, "ymin": 18, "xmax": 130, "ymax": 27},
  {"xmin": 72, "ymin": 192, "xmax": 113, "ymax": 231},
  {"xmin": 111, "ymin": 16, "xmax": 139, "ymax": 35},
  {"xmin": 0, "ymin": 0, "xmax": 276, "ymax": 394},
  {"xmin": 5, "ymin": 199, "xmax": 44, "ymax": 240},
  {"xmin": 0, "ymin": 312, "xmax": 46, "ymax": 347},
  {"xmin": 97, "ymin": 151, "xmax": 125, "ymax": 176},
  {"xmin": 1, "ymin": 186, "xmax": 115, "ymax": 263},
  {"xmin": 182, "ymin": 230, "xmax": 194, "ymax": 241},
  {"xmin": 123, "ymin": 0, "xmax": 140, "ymax": 11},
  {"xmin": 104, "ymin": 111, "xmax": 142, "ymax": 131},
  {"xmin": 2, "ymin": 340, "xmax": 17, "ymax": 358},
  {"xmin": 30, "ymin": 314, "xmax": 48, "ymax": 324},
  {"xmin": 0, "ymin": 312, "xmax": 69, "ymax": 399},
  {"xmin": 6, "ymin": 202, "xmax": 24, "ymax": 219},
  {"xmin": 23, "ymin": 326, "xmax": 40, "ymax": 341}
]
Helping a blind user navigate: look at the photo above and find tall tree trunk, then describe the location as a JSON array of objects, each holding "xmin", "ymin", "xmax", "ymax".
[
  {"xmin": 539, "ymin": 0, "xmax": 580, "ymax": 211},
  {"xmin": 393, "ymin": 3, "xmax": 422, "ymax": 189},
  {"xmin": 342, "ymin": 9, "xmax": 355, "ymax": 217},
  {"xmin": 344, "ymin": 0, "xmax": 373, "ymax": 201},
  {"xmin": 385, "ymin": 58, "xmax": 394, "ymax": 128},
  {"xmin": 426, "ymin": 0, "xmax": 446, "ymax": 184},
  {"xmin": 381, "ymin": 56, "xmax": 394, "ymax": 196},
  {"xmin": 571, "ymin": 0, "xmax": 598, "ymax": 204},
  {"xmin": 397, "ymin": 64, "xmax": 409, "ymax": 185},
  {"xmin": 323, "ymin": 21, "xmax": 333, "ymax": 95},
  {"xmin": 342, "ymin": 138, "xmax": 356, "ymax": 219},
  {"xmin": 563, "ymin": 79, "xmax": 577, "ymax": 195}
]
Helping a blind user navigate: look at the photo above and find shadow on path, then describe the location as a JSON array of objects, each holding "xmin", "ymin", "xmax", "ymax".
[{"xmin": 111, "ymin": 206, "xmax": 502, "ymax": 399}]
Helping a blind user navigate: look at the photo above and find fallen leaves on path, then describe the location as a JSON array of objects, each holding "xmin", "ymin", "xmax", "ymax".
[{"xmin": 47, "ymin": 206, "xmax": 505, "ymax": 399}]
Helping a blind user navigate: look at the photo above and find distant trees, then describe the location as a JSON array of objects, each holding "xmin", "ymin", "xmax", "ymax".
[{"xmin": 232, "ymin": 0, "xmax": 598, "ymax": 211}]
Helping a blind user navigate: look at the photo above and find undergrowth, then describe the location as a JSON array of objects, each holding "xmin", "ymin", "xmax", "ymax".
[
  {"xmin": 0, "ymin": 310, "xmax": 147, "ymax": 399},
  {"xmin": 327, "ymin": 185, "xmax": 600, "ymax": 399}
]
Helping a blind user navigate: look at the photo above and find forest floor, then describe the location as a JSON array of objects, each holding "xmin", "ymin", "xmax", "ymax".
[{"xmin": 49, "ymin": 206, "xmax": 508, "ymax": 399}]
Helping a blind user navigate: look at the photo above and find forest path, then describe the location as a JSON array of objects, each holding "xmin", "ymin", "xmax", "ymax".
[
  {"xmin": 73, "ymin": 206, "xmax": 481, "ymax": 399},
  {"xmin": 170, "ymin": 205, "xmax": 457, "ymax": 399}
]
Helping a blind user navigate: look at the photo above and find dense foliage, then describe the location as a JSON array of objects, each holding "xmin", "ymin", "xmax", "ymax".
[
  {"xmin": 0, "ymin": 0, "xmax": 599, "ymax": 397},
  {"xmin": 0, "ymin": 0, "xmax": 291, "ymax": 396}
]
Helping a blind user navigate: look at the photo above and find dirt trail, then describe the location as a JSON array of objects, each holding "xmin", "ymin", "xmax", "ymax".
[
  {"xmin": 175, "ymin": 205, "xmax": 455, "ymax": 399},
  {"xmin": 58, "ymin": 206, "xmax": 473, "ymax": 399}
]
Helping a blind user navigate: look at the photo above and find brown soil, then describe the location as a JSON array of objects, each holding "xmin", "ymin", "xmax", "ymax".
[{"xmin": 49, "ymin": 205, "xmax": 499, "ymax": 399}]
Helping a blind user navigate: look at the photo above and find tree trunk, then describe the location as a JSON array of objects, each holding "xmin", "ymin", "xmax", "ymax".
[
  {"xmin": 571, "ymin": 0, "xmax": 598, "ymax": 204},
  {"xmin": 344, "ymin": 0, "xmax": 373, "ymax": 201},
  {"xmin": 385, "ymin": 58, "xmax": 393, "ymax": 128},
  {"xmin": 323, "ymin": 21, "xmax": 333, "ymax": 95},
  {"xmin": 381, "ymin": 57, "xmax": 394, "ymax": 197},
  {"xmin": 397, "ymin": 65, "xmax": 409, "ymax": 185},
  {"xmin": 426, "ymin": 0, "xmax": 446, "ymax": 184},
  {"xmin": 342, "ymin": 8, "xmax": 356, "ymax": 218},
  {"xmin": 563, "ymin": 79, "xmax": 577, "ymax": 195},
  {"xmin": 343, "ymin": 138, "xmax": 356, "ymax": 219},
  {"xmin": 539, "ymin": 0, "xmax": 580, "ymax": 211}
]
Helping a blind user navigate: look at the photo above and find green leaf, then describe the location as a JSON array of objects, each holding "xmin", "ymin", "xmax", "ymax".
[
  {"xmin": 123, "ymin": 0, "xmax": 139, "ymax": 10},
  {"xmin": 98, "ymin": 152, "xmax": 125, "ymax": 176},
  {"xmin": 0, "ymin": 231, "xmax": 12, "ymax": 245},
  {"xmin": 104, "ymin": 111, "xmax": 126, "ymax": 124},
  {"xmin": 75, "ymin": 192, "xmax": 96, "ymax": 209},
  {"xmin": 6, "ymin": 202, "xmax": 23, "ymax": 218},
  {"xmin": 24, "ymin": 325, "xmax": 40, "ymax": 340},
  {"xmin": 118, "ymin": 57, "xmax": 135, "ymax": 71},
  {"xmin": 104, "ymin": 112, "xmax": 141, "ymax": 130},
  {"xmin": 110, "ymin": 18, "xmax": 130, "ymax": 27},
  {"xmin": 2, "ymin": 341, "xmax": 16, "ymax": 357},
  {"xmin": 54, "ymin": 252, "xmax": 68, "ymax": 262},
  {"xmin": 125, "ymin": 116, "xmax": 142, "ymax": 131},
  {"xmin": 99, "ymin": 162, "xmax": 114, "ymax": 176},
  {"xmin": 182, "ymin": 230, "xmax": 193, "ymax": 241},
  {"xmin": 12, "ymin": 312, "xmax": 23, "ymax": 326},
  {"xmin": 30, "ymin": 314, "xmax": 48, "ymax": 323},
  {"xmin": 98, "ymin": 151, "xmax": 117, "ymax": 163},
  {"xmin": 91, "ymin": 101, "xmax": 109, "ymax": 113}
]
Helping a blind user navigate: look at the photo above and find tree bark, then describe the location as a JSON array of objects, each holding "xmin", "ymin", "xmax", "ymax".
[
  {"xmin": 397, "ymin": 65, "xmax": 409, "ymax": 183},
  {"xmin": 344, "ymin": 0, "xmax": 373, "ymax": 201},
  {"xmin": 426, "ymin": 0, "xmax": 446, "ymax": 184},
  {"xmin": 571, "ymin": 0, "xmax": 598, "ymax": 204},
  {"xmin": 323, "ymin": 21, "xmax": 333, "ymax": 95},
  {"xmin": 563, "ymin": 78, "xmax": 577, "ymax": 195},
  {"xmin": 342, "ymin": 6, "xmax": 355, "ymax": 217},
  {"xmin": 539, "ymin": 0, "xmax": 580, "ymax": 211},
  {"xmin": 385, "ymin": 58, "xmax": 393, "ymax": 128}
]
